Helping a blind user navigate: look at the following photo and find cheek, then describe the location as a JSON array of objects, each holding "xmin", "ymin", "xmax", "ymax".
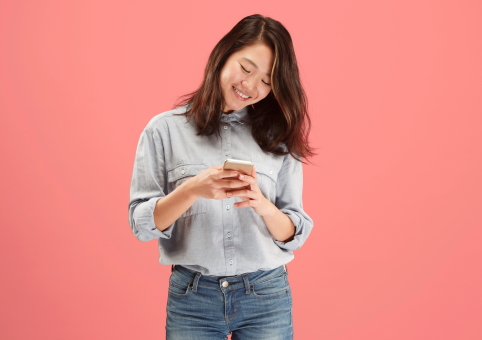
[
  {"xmin": 220, "ymin": 65, "xmax": 241, "ymax": 84},
  {"xmin": 219, "ymin": 72, "xmax": 229, "ymax": 89},
  {"xmin": 220, "ymin": 65, "xmax": 233, "ymax": 84}
]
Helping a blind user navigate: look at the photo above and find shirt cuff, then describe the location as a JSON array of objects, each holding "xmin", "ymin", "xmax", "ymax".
[
  {"xmin": 273, "ymin": 210, "xmax": 303, "ymax": 251},
  {"xmin": 133, "ymin": 197, "xmax": 173, "ymax": 240}
]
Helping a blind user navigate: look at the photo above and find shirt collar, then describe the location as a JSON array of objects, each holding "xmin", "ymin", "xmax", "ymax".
[{"xmin": 220, "ymin": 106, "xmax": 249, "ymax": 124}]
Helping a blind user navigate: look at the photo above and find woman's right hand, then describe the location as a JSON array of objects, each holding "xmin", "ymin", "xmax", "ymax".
[{"xmin": 184, "ymin": 165, "xmax": 249, "ymax": 200}]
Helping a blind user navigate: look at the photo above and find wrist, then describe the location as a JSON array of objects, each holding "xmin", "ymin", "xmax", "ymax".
[
  {"xmin": 180, "ymin": 177, "xmax": 200, "ymax": 200},
  {"xmin": 260, "ymin": 198, "xmax": 277, "ymax": 217}
]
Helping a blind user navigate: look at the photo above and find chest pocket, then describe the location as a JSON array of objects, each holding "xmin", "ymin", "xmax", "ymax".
[
  {"xmin": 253, "ymin": 161, "xmax": 279, "ymax": 203},
  {"xmin": 167, "ymin": 163, "xmax": 207, "ymax": 218}
]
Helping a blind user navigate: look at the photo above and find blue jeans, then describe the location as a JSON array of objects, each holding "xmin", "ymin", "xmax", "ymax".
[{"xmin": 166, "ymin": 265, "xmax": 293, "ymax": 340}]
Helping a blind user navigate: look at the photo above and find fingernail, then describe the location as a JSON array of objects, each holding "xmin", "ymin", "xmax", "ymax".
[{"xmin": 239, "ymin": 175, "xmax": 244, "ymax": 179}]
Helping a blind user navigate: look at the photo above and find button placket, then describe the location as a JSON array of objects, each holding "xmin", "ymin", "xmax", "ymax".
[
  {"xmin": 221, "ymin": 118, "xmax": 236, "ymax": 275},
  {"xmin": 222, "ymin": 122, "xmax": 231, "ymax": 158}
]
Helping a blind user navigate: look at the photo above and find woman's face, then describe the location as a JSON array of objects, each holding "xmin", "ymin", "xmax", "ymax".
[{"xmin": 219, "ymin": 43, "xmax": 274, "ymax": 113}]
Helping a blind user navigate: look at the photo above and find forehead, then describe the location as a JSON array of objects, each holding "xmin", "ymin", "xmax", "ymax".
[{"xmin": 230, "ymin": 43, "xmax": 274, "ymax": 73}]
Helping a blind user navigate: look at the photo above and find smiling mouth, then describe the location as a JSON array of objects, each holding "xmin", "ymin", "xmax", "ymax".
[{"xmin": 233, "ymin": 86, "xmax": 251, "ymax": 99}]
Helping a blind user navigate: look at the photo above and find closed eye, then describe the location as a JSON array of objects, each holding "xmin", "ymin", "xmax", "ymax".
[
  {"xmin": 241, "ymin": 63, "xmax": 271, "ymax": 86},
  {"xmin": 240, "ymin": 64, "xmax": 250, "ymax": 73}
]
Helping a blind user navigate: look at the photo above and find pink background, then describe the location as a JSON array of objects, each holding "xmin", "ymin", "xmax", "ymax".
[{"xmin": 1, "ymin": 0, "xmax": 481, "ymax": 339}]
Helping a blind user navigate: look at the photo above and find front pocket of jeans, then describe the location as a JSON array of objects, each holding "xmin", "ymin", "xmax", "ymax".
[
  {"xmin": 252, "ymin": 273, "xmax": 289, "ymax": 299},
  {"xmin": 168, "ymin": 274, "xmax": 191, "ymax": 298}
]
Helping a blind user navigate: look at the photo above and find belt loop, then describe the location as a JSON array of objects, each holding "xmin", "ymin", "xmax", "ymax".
[
  {"xmin": 242, "ymin": 274, "xmax": 250, "ymax": 294},
  {"xmin": 191, "ymin": 272, "xmax": 201, "ymax": 293}
]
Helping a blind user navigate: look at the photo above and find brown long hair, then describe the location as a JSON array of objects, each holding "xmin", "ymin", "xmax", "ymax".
[{"xmin": 175, "ymin": 14, "xmax": 314, "ymax": 161}]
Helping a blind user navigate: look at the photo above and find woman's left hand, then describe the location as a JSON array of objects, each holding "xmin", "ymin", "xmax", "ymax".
[{"xmin": 226, "ymin": 166, "xmax": 276, "ymax": 216}]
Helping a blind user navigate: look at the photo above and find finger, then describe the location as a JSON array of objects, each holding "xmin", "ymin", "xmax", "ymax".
[
  {"xmin": 221, "ymin": 179, "xmax": 249, "ymax": 189},
  {"xmin": 232, "ymin": 196, "xmax": 250, "ymax": 203},
  {"xmin": 218, "ymin": 170, "xmax": 241, "ymax": 179},
  {"xmin": 237, "ymin": 173, "xmax": 255, "ymax": 185},
  {"xmin": 251, "ymin": 166, "xmax": 257, "ymax": 179},
  {"xmin": 234, "ymin": 199, "xmax": 253, "ymax": 208},
  {"xmin": 236, "ymin": 176, "xmax": 258, "ymax": 192},
  {"xmin": 226, "ymin": 189, "xmax": 255, "ymax": 199}
]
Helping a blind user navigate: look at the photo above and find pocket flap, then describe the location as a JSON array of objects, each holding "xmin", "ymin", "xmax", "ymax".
[
  {"xmin": 167, "ymin": 163, "xmax": 206, "ymax": 182},
  {"xmin": 253, "ymin": 161, "xmax": 279, "ymax": 183}
]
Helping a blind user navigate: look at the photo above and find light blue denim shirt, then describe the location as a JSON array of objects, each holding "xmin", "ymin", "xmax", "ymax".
[{"xmin": 128, "ymin": 104, "xmax": 313, "ymax": 276}]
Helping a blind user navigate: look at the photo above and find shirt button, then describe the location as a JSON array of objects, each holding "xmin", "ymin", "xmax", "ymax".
[
  {"xmin": 224, "ymin": 126, "xmax": 228, "ymax": 130},
  {"xmin": 222, "ymin": 281, "xmax": 229, "ymax": 288},
  {"xmin": 226, "ymin": 205, "xmax": 230, "ymax": 210},
  {"xmin": 229, "ymin": 259, "xmax": 234, "ymax": 265},
  {"xmin": 224, "ymin": 152, "xmax": 229, "ymax": 156},
  {"xmin": 181, "ymin": 168, "xmax": 186, "ymax": 175},
  {"xmin": 269, "ymin": 170, "xmax": 273, "ymax": 175},
  {"xmin": 227, "ymin": 232, "xmax": 232, "ymax": 238}
]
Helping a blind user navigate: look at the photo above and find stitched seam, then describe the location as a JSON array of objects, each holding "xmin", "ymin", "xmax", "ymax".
[
  {"xmin": 250, "ymin": 270, "xmax": 285, "ymax": 285},
  {"xmin": 167, "ymin": 163, "xmax": 206, "ymax": 173},
  {"xmin": 225, "ymin": 290, "xmax": 238, "ymax": 322},
  {"xmin": 252, "ymin": 290, "xmax": 289, "ymax": 299}
]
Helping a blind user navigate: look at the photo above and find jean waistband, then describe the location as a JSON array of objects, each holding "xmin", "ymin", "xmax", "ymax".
[{"xmin": 171, "ymin": 265, "xmax": 287, "ymax": 293}]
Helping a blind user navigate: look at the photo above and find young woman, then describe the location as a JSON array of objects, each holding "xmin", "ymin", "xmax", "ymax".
[{"xmin": 128, "ymin": 14, "xmax": 314, "ymax": 340}]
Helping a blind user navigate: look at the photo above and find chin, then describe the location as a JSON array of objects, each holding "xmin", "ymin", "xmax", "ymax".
[{"xmin": 226, "ymin": 102, "xmax": 245, "ymax": 112}]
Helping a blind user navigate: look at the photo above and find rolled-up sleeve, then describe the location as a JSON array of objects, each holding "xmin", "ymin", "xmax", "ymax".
[
  {"xmin": 273, "ymin": 154, "xmax": 314, "ymax": 251},
  {"xmin": 128, "ymin": 125, "xmax": 173, "ymax": 242}
]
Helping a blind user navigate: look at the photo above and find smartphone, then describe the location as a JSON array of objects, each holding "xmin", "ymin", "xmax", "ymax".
[{"xmin": 223, "ymin": 159, "xmax": 254, "ymax": 176}]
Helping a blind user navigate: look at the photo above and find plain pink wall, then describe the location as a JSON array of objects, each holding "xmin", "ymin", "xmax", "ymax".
[{"xmin": 1, "ymin": 0, "xmax": 481, "ymax": 339}]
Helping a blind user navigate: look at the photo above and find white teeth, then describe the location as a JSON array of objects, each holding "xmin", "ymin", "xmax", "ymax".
[{"xmin": 234, "ymin": 87, "xmax": 250, "ymax": 99}]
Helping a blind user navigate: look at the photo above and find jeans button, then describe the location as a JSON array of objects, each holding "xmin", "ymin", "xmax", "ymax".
[{"xmin": 222, "ymin": 281, "xmax": 229, "ymax": 288}]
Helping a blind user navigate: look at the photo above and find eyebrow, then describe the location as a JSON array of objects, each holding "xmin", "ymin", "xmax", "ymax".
[{"xmin": 241, "ymin": 57, "xmax": 271, "ymax": 77}]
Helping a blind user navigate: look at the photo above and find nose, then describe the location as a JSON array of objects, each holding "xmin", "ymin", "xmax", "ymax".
[{"xmin": 241, "ymin": 79, "xmax": 255, "ymax": 95}]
